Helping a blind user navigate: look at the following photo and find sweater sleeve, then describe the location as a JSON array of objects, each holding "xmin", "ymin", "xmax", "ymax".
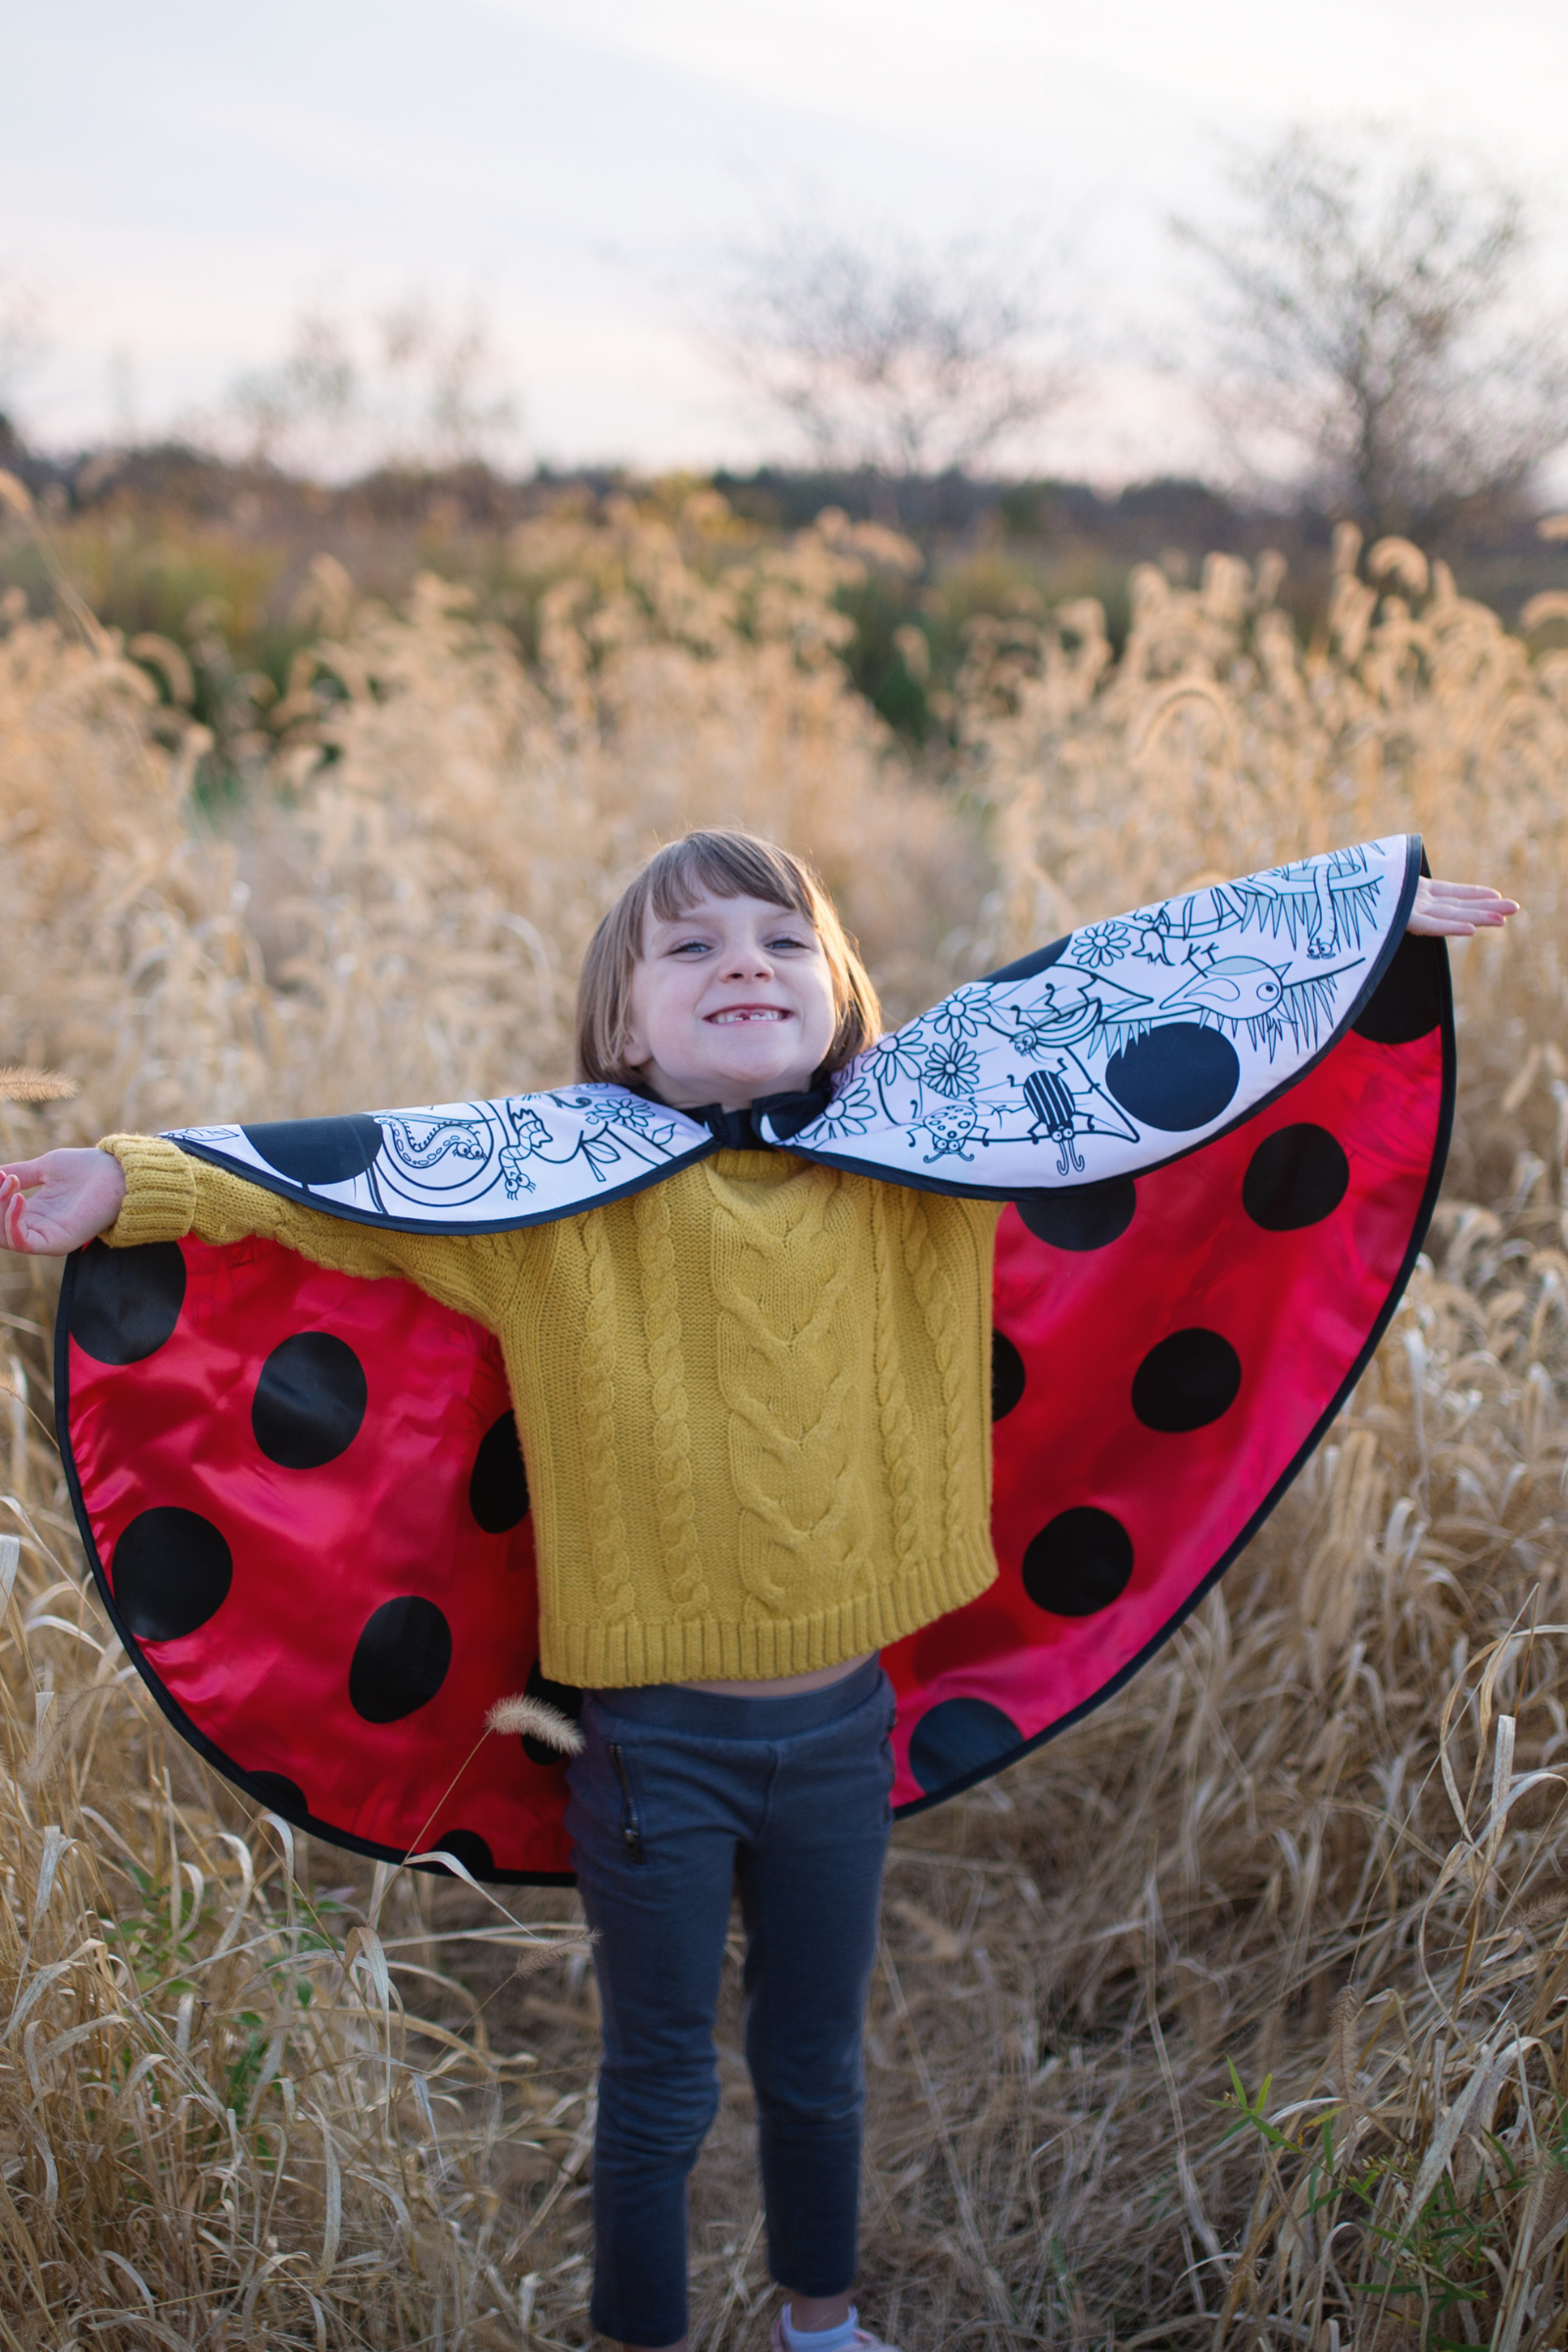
[{"xmin": 95, "ymin": 1135, "xmax": 522, "ymax": 1336}]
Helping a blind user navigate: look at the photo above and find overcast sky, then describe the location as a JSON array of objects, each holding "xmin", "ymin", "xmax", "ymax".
[{"xmin": 5, "ymin": 0, "xmax": 1568, "ymax": 480}]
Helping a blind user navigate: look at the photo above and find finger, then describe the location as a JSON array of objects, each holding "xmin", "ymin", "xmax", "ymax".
[
  {"xmin": 1408, "ymin": 891, "xmax": 1520, "ymax": 935},
  {"xmin": 2, "ymin": 1194, "xmax": 39, "ymax": 1254},
  {"xmin": 1405, "ymin": 911, "xmax": 1476, "ymax": 937},
  {"xmin": 0, "ymin": 1158, "xmax": 50, "ymax": 1189},
  {"xmin": 1425, "ymin": 883, "xmax": 1519, "ymax": 910}
]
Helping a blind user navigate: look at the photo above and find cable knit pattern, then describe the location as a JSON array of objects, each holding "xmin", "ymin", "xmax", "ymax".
[
  {"xmin": 869, "ymin": 1187, "xmax": 921, "ymax": 1579},
  {"xmin": 714, "ymin": 1167, "xmax": 863, "ymax": 1625},
  {"xmin": 577, "ymin": 1214, "xmax": 638, "ymax": 1632},
  {"xmin": 633, "ymin": 1185, "xmax": 709, "ymax": 1624},
  {"xmin": 101, "ymin": 1135, "xmax": 1004, "ymax": 1686},
  {"xmin": 899, "ymin": 1189, "xmax": 968, "ymax": 1564}
]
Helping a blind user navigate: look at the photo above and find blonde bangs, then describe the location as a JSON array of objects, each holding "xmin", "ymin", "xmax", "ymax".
[{"xmin": 574, "ymin": 831, "xmax": 882, "ymax": 1092}]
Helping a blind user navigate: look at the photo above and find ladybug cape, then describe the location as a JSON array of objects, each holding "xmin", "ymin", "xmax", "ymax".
[{"xmin": 57, "ymin": 835, "xmax": 1452, "ymax": 1883}]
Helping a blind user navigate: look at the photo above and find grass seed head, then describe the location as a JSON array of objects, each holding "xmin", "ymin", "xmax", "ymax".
[
  {"xmin": 485, "ymin": 1692, "xmax": 584, "ymax": 1753},
  {"xmin": 0, "ymin": 1063, "xmax": 76, "ymax": 1101}
]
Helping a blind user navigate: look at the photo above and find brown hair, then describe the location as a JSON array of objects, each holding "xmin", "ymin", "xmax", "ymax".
[{"xmin": 574, "ymin": 830, "xmax": 882, "ymax": 1089}]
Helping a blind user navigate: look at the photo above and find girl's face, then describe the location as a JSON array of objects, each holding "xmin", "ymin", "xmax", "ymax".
[{"xmin": 621, "ymin": 891, "xmax": 839, "ymax": 1111}]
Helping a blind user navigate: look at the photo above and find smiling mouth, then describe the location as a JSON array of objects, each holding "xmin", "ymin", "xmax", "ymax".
[{"xmin": 707, "ymin": 1006, "xmax": 790, "ymax": 1024}]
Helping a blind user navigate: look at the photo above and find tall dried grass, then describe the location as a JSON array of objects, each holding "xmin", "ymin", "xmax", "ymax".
[{"xmin": 3, "ymin": 475, "xmax": 1568, "ymax": 2345}]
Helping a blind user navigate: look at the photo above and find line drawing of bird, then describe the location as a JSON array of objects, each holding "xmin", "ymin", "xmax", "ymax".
[
  {"xmin": 1158, "ymin": 957, "xmax": 1365, "ymax": 1053},
  {"xmin": 1158, "ymin": 956, "xmax": 1289, "ymax": 1020}
]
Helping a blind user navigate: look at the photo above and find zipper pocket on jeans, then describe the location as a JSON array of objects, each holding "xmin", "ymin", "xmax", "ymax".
[{"xmin": 608, "ymin": 1743, "xmax": 644, "ymax": 1863}]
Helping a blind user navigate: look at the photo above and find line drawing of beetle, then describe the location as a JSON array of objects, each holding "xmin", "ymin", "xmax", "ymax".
[
  {"xmin": 1013, "ymin": 1053, "xmax": 1141, "ymax": 1177},
  {"xmin": 915, "ymin": 1100, "xmax": 986, "ymax": 1163}
]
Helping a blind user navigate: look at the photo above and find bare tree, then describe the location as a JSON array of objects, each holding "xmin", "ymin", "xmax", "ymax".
[
  {"xmin": 227, "ymin": 293, "xmax": 523, "ymax": 476},
  {"xmin": 715, "ymin": 221, "xmax": 1071, "ymax": 488},
  {"xmin": 1174, "ymin": 124, "xmax": 1568, "ymax": 534},
  {"xmin": 0, "ymin": 271, "xmax": 49, "ymax": 442}
]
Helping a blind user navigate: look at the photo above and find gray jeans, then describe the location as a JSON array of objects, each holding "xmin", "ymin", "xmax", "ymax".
[{"xmin": 564, "ymin": 1654, "xmax": 895, "ymax": 2346}]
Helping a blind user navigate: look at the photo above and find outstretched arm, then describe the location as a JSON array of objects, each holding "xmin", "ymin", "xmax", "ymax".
[
  {"xmin": 0, "ymin": 1150, "xmax": 124, "ymax": 1255},
  {"xmin": 1409, "ymin": 879, "xmax": 1519, "ymax": 936},
  {"xmin": 0, "ymin": 1142, "xmax": 520, "ymax": 1337}
]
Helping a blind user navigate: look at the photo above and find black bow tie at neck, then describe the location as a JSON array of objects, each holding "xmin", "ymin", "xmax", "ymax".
[{"xmin": 696, "ymin": 1086, "xmax": 832, "ymax": 1150}]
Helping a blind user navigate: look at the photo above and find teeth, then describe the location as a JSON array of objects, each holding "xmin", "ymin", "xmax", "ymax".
[{"xmin": 710, "ymin": 1009, "xmax": 785, "ymax": 1023}]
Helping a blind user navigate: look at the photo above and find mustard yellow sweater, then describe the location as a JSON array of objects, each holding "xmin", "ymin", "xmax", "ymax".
[{"xmin": 100, "ymin": 1136, "xmax": 1004, "ymax": 1688}]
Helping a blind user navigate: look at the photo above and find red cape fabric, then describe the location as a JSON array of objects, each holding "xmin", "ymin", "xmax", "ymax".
[{"xmin": 57, "ymin": 936, "xmax": 1451, "ymax": 1882}]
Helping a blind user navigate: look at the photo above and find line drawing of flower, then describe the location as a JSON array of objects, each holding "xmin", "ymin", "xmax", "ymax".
[
  {"xmin": 811, "ymin": 1081, "xmax": 875, "ymax": 1138},
  {"xmin": 927, "ymin": 984, "xmax": 992, "ymax": 1042},
  {"xmin": 860, "ymin": 1031, "xmax": 924, "ymax": 1116},
  {"xmin": 922, "ymin": 1039, "xmax": 981, "ymax": 1098},
  {"xmin": 609, "ymin": 1099, "xmax": 681, "ymax": 1146},
  {"xmin": 864, "ymin": 1033, "xmax": 923, "ymax": 1086},
  {"xmin": 1072, "ymin": 920, "xmax": 1133, "ymax": 970}
]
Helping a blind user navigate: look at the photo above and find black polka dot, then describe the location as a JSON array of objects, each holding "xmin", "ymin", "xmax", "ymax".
[
  {"xmin": 908, "ymin": 1696, "xmax": 1022, "ymax": 1793},
  {"xmin": 1015, "ymin": 1175, "xmax": 1137, "ymax": 1251},
  {"xmin": 991, "ymin": 1331, "xmax": 1026, "ymax": 1422},
  {"xmin": 1353, "ymin": 932, "xmax": 1445, "ymax": 1045},
  {"xmin": 1022, "ymin": 1507, "xmax": 1135, "ymax": 1615},
  {"xmin": 983, "ymin": 932, "xmax": 1071, "ymax": 984},
  {"xmin": 70, "ymin": 1240, "xmax": 185, "ymax": 1364},
  {"xmin": 247, "ymin": 1771, "xmax": 309, "ymax": 1820},
  {"xmin": 1132, "ymin": 1329, "xmax": 1242, "ymax": 1433},
  {"xmin": 252, "ymin": 1332, "xmax": 368, "ymax": 1469},
  {"xmin": 429, "ymin": 1829, "xmax": 495, "ymax": 1880},
  {"xmin": 1243, "ymin": 1124, "xmax": 1350, "ymax": 1231},
  {"xmin": 521, "ymin": 1658, "xmax": 584, "ymax": 1768},
  {"xmin": 469, "ymin": 1411, "xmax": 529, "ymax": 1532},
  {"xmin": 348, "ymin": 1596, "xmax": 453, "ymax": 1723},
  {"xmin": 240, "ymin": 1115, "xmax": 384, "ymax": 1189},
  {"xmin": 113, "ymin": 1506, "xmax": 232, "ymax": 1642},
  {"xmin": 1105, "ymin": 1022, "xmax": 1241, "ymax": 1132}
]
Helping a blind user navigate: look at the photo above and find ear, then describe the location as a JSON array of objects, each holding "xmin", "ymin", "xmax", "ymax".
[{"xmin": 617, "ymin": 967, "xmax": 649, "ymax": 1072}]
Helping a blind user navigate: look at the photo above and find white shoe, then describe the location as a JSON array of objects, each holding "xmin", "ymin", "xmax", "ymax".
[{"xmin": 769, "ymin": 2317, "xmax": 902, "ymax": 2352}]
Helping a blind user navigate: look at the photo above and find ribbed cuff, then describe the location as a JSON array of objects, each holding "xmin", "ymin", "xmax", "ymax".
[{"xmin": 97, "ymin": 1135, "xmax": 197, "ymax": 1248}]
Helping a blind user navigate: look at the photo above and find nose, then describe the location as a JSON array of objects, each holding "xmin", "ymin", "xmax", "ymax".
[{"xmin": 723, "ymin": 946, "xmax": 773, "ymax": 979}]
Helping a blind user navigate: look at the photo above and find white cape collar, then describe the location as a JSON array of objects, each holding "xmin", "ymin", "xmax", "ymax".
[{"xmin": 166, "ymin": 836, "xmax": 1420, "ymax": 1233}]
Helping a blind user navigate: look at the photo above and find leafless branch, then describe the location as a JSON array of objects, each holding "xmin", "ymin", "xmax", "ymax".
[
  {"xmin": 226, "ymin": 293, "xmax": 524, "ymax": 476},
  {"xmin": 1173, "ymin": 123, "xmax": 1568, "ymax": 533},
  {"xmin": 0, "ymin": 271, "xmax": 50, "ymax": 421},
  {"xmin": 713, "ymin": 222, "xmax": 1073, "ymax": 485}
]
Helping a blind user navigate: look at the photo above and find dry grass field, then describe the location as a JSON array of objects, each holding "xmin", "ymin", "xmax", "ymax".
[{"xmin": 3, "ymin": 475, "xmax": 1568, "ymax": 2347}]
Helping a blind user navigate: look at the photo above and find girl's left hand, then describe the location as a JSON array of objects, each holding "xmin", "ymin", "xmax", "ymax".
[{"xmin": 1408, "ymin": 879, "xmax": 1519, "ymax": 936}]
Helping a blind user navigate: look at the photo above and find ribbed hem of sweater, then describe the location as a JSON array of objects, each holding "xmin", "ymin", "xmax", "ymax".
[
  {"xmin": 97, "ymin": 1134, "xmax": 197, "ymax": 1249},
  {"xmin": 543, "ymin": 1533, "xmax": 998, "ymax": 1688}
]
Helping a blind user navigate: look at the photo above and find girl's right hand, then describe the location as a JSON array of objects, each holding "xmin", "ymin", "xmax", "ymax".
[{"xmin": 0, "ymin": 1150, "xmax": 127, "ymax": 1254}]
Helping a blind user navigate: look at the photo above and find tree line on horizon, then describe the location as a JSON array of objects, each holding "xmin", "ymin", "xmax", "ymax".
[{"xmin": 2, "ymin": 122, "xmax": 1567, "ymax": 549}]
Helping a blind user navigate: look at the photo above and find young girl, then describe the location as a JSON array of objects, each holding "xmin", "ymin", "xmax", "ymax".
[{"xmin": 1, "ymin": 832, "xmax": 1514, "ymax": 2352}]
